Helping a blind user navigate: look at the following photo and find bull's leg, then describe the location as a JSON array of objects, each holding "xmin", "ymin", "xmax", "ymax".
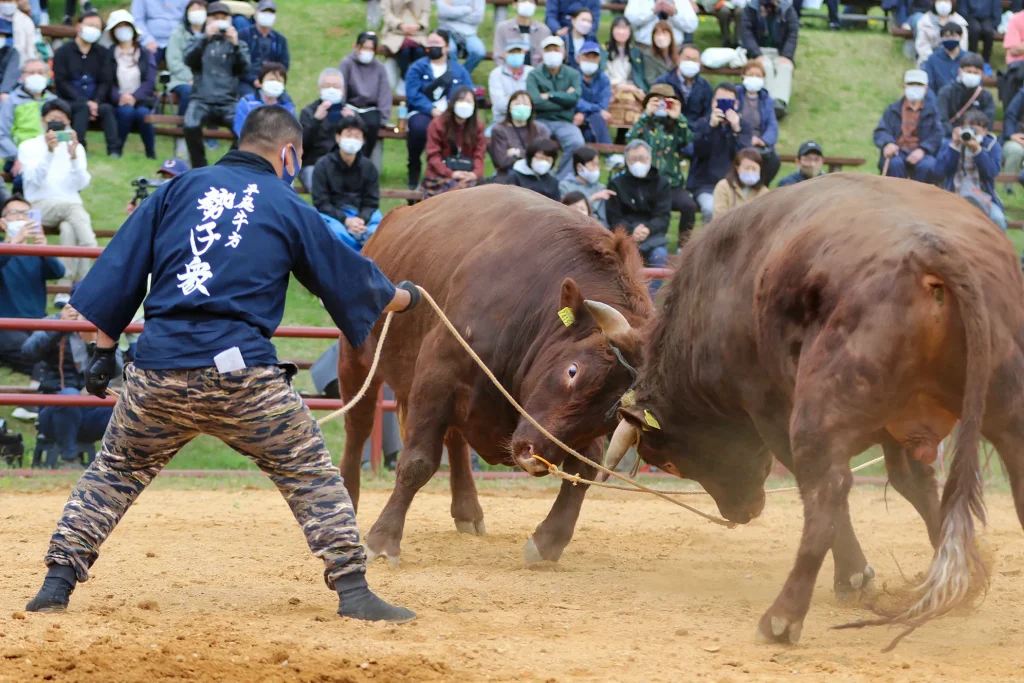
[
  {"xmin": 881, "ymin": 432, "xmax": 941, "ymax": 547},
  {"xmin": 988, "ymin": 427, "xmax": 1024, "ymax": 531},
  {"xmin": 524, "ymin": 440, "xmax": 599, "ymax": 564},
  {"xmin": 447, "ymin": 430, "xmax": 485, "ymax": 536},
  {"xmin": 337, "ymin": 337, "xmax": 383, "ymax": 513}
]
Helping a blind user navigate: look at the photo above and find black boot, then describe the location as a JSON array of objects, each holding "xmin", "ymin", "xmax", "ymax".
[
  {"xmin": 336, "ymin": 573, "xmax": 415, "ymax": 623},
  {"xmin": 26, "ymin": 564, "xmax": 77, "ymax": 612},
  {"xmin": 406, "ymin": 168, "xmax": 421, "ymax": 191}
]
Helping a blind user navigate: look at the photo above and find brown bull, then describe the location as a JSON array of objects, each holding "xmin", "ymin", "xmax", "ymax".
[
  {"xmin": 603, "ymin": 174, "xmax": 1024, "ymax": 646},
  {"xmin": 338, "ymin": 185, "xmax": 652, "ymax": 566}
]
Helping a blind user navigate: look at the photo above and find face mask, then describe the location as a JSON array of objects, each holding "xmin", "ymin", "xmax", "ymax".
[
  {"xmin": 574, "ymin": 20, "xmax": 592, "ymax": 35},
  {"xmin": 739, "ymin": 170, "xmax": 760, "ymax": 186},
  {"xmin": 580, "ymin": 61, "xmax": 599, "ymax": 75},
  {"xmin": 743, "ymin": 76, "xmax": 764, "ymax": 93},
  {"xmin": 187, "ymin": 9, "xmax": 207, "ymax": 26},
  {"xmin": 961, "ymin": 72, "xmax": 982, "ymax": 88},
  {"xmin": 320, "ymin": 87, "xmax": 343, "ymax": 104},
  {"xmin": 4, "ymin": 219, "xmax": 24, "ymax": 236},
  {"xmin": 339, "ymin": 137, "xmax": 363, "ymax": 155},
  {"xmin": 427, "ymin": 45, "xmax": 444, "ymax": 60},
  {"xmin": 256, "ymin": 11, "xmax": 276, "ymax": 27},
  {"xmin": 506, "ymin": 52, "xmax": 526, "ymax": 68},
  {"xmin": 80, "ymin": 25, "xmax": 101, "ymax": 43},
  {"xmin": 628, "ymin": 162, "xmax": 650, "ymax": 178},
  {"xmin": 653, "ymin": 33, "xmax": 671, "ymax": 49},
  {"xmin": 517, "ymin": 0, "xmax": 536, "ymax": 16},
  {"xmin": 24, "ymin": 73, "xmax": 48, "ymax": 95},
  {"xmin": 941, "ymin": 38, "xmax": 959, "ymax": 51},
  {"xmin": 653, "ymin": 106, "xmax": 668, "ymax": 118},
  {"xmin": 531, "ymin": 158, "xmax": 552, "ymax": 175},
  {"xmin": 261, "ymin": 80, "xmax": 285, "ymax": 99},
  {"xmin": 905, "ymin": 85, "xmax": 926, "ymax": 102},
  {"xmin": 935, "ymin": 0, "xmax": 952, "ymax": 15},
  {"xmin": 578, "ymin": 166, "xmax": 599, "ymax": 184},
  {"xmin": 280, "ymin": 145, "xmax": 300, "ymax": 185},
  {"xmin": 211, "ymin": 19, "xmax": 229, "ymax": 32},
  {"xmin": 0, "ymin": 2, "xmax": 16, "ymax": 16},
  {"xmin": 543, "ymin": 51, "xmax": 564, "ymax": 68},
  {"xmin": 357, "ymin": 49, "xmax": 375, "ymax": 64},
  {"xmin": 454, "ymin": 100, "xmax": 475, "ymax": 119},
  {"xmin": 114, "ymin": 26, "xmax": 135, "ymax": 43},
  {"xmin": 510, "ymin": 103, "xmax": 532, "ymax": 121},
  {"xmin": 679, "ymin": 60, "xmax": 700, "ymax": 79}
]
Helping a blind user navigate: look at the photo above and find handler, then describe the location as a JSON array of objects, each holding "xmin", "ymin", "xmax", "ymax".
[{"xmin": 25, "ymin": 106, "xmax": 420, "ymax": 624}]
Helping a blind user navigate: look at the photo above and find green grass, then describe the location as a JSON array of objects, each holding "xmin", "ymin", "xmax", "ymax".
[{"xmin": 2, "ymin": 1, "xmax": 1022, "ymax": 470}]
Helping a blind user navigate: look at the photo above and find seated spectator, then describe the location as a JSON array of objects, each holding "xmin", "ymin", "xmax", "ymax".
[
  {"xmin": 166, "ymin": 0, "xmax": 208, "ymax": 158},
  {"xmin": 574, "ymin": 41, "xmax": 611, "ymax": 144},
  {"xmin": 0, "ymin": 58, "xmax": 53, "ymax": 184},
  {"xmin": 437, "ymin": 0, "xmax": 485, "ymax": 75},
  {"xmin": 52, "ymin": 11, "xmax": 118, "ymax": 156},
  {"xmin": 0, "ymin": 194, "xmax": 64, "ymax": 376},
  {"xmin": 528, "ymin": 35, "xmax": 583, "ymax": 179},
  {"xmin": 504, "ymin": 136, "xmax": 561, "ymax": 199},
  {"xmin": 1006, "ymin": 8, "xmax": 1024, "ymax": 69},
  {"xmin": 922, "ymin": 23, "xmax": 965, "ymax": 93},
  {"xmin": 875, "ymin": 69, "xmax": 940, "ymax": 182},
  {"xmin": 736, "ymin": 60, "xmax": 780, "ymax": 185},
  {"xmin": 712, "ymin": 147, "xmax": 770, "ymax": 217},
  {"xmin": 959, "ymin": 0, "xmax": 998, "ymax": 74},
  {"xmin": 493, "ymin": 0, "xmax": 551, "ymax": 69},
  {"xmin": 545, "ymin": 0, "xmax": 599, "ymax": 40},
  {"xmin": 131, "ymin": 0, "xmax": 190, "ymax": 63},
  {"xmin": 339, "ymin": 32, "xmax": 392, "ymax": 158},
  {"xmin": 238, "ymin": 0, "xmax": 288, "ymax": 96},
  {"xmin": 627, "ymin": 83, "xmax": 696, "ymax": 236},
  {"xmin": 19, "ymin": 98, "xmax": 95, "ymax": 290},
  {"xmin": 937, "ymin": 52, "xmax": 993, "ymax": 138},
  {"xmin": 423, "ymin": 85, "xmax": 486, "ymax": 197},
  {"xmin": 642, "ymin": 21, "xmax": 677, "ymax": 86},
  {"xmin": 740, "ymin": 0, "xmax": 798, "ymax": 119},
  {"xmin": 232, "ymin": 61, "xmax": 294, "ymax": 138},
  {"xmin": 937, "ymin": 109, "xmax": 1005, "ymax": 229},
  {"xmin": 916, "ymin": 0, "xmax": 968, "ymax": 66},
  {"xmin": 299, "ymin": 68, "xmax": 351, "ymax": 192},
  {"xmin": 624, "ymin": 0, "xmax": 698, "ymax": 51},
  {"xmin": 607, "ymin": 139, "xmax": 671, "ymax": 282},
  {"xmin": 565, "ymin": 7, "xmax": 600, "ymax": 70},
  {"xmin": 8, "ymin": 0, "xmax": 40, "ymax": 66},
  {"xmin": 561, "ymin": 189, "xmax": 592, "ymax": 215},
  {"xmin": 489, "ymin": 38, "xmax": 533, "ymax": 126},
  {"xmin": 381, "ymin": 0, "xmax": 430, "ymax": 78},
  {"xmin": 901, "ymin": 0, "xmax": 934, "ymax": 33},
  {"xmin": 182, "ymin": 1, "xmax": 250, "ymax": 168},
  {"xmin": 711, "ymin": 0, "xmax": 744, "ymax": 47},
  {"xmin": 0, "ymin": 19, "xmax": 20, "ymax": 98},
  {"xmin": 312, "ymin": 116, "xmax": 382, "ymax": 252},
  {"xmin": 777, "ymin": 139, "xmax": 825, "ymax": 186},
  {"xmin": 405, "ymin": 29, "xmax": 474, "ymax": 189},
  {"xmin": 488, "ymin": 89, "xmax": 550, "ymax": 180},
  {"xmin": 1001, "ymin": 84, "xmax": 1024, "ymax": 188},
  {"xmin": 559, "ymin": 145, "xmax": 611, "ymax": 225},
  {"xmin": 655, "ymin": 43, "xmax": 713, "ymax": 128},
  {"xmin": 605, "ymin": 17, "xmax": 648, "ymax": 99},
  {"xmin": 687, "ymin": 81, "xmax": 752, "ymax": 223},
  {"xmin": 106, "ymin": 10, "xmax": 158, "ymax": 159}
]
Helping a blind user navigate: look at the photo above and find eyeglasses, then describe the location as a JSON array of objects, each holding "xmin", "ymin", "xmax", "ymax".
[{"xmin": 2, "ymin": 209, "xmax": 29, "ymax": 219}]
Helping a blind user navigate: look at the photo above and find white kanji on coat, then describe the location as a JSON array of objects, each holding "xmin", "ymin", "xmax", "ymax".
[
  {"xmin": 190, "ymin": 221, "xmax": 222, "ymax": 256},
  {"xmin": 197, "ymin": 187, "xmax": 237, "ymax": 221},
  {"xmin": 176, "ymin": 255, "xmax": 213, "ymax": 296}
]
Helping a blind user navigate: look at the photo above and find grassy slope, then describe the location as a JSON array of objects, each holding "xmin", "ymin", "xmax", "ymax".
[{"xmin": 0, "ymin": 1, "xmax": 1018, "ymax": 475}]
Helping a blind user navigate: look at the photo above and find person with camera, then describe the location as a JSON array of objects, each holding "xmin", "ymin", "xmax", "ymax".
[
  {"xmin": 937, "ymin": 109, "xmax": 1005, "ymax": 229},
  {"xmin": 125, "ymin": 157, "xmax": 189, "ymax": 215},
  {"xmin": 687, "ymin": 81, "xmax": 753, "ymax": 223},
  {"xmin": 166, "ymin": 0, "xmax": 208, "ymax": 158},
  {"xmin": 874, "ymin": 69, "xmax": 941, "ymax": 182},
  {"xmin": 421, "ymin": 84, "xmax": 485, "ymax": 198}
]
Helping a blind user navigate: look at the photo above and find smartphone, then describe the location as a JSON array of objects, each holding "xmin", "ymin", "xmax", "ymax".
[
  {"xmin": 28, "ymin": 209, "xmax": 41, "ymax": 226},
  {"xmin": 56, "ymin": 130, "xmax": 72, "ymax": 143},
  {"xmin": 716, "ymin": 98, "xmax": 734, "ymax": 112}
]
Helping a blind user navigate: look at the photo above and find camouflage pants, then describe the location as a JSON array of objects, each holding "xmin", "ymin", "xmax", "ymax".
[{"xmin": 44, "ymin": 364, "xmax": 365, "ymax": 590}]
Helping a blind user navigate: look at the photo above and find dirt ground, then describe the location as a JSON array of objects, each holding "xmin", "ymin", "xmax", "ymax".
[{"xmin": 2, "ymin": 482, "xmax": 1023, "ymax": 682}]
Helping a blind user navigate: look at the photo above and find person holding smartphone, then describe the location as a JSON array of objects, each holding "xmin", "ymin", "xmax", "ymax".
[{"xmin": 686, "ymin": 81, "xmax": 752, "ymax": 224}]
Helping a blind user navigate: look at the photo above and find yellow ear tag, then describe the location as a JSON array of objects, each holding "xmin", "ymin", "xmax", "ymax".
[
  {"xmin": 620, "ymin": 390, "xmax": 636, "ymax": 407},
  {"xmin": 558, "ymin": 307, "xmax": 575, "ymax": 327},
  {"xmin": 644, "ymin": 410, "xmax": 661, "ymax": 430}
]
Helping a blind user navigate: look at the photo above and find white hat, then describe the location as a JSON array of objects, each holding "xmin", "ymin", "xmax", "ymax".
[
  {"xmin": 904, "ymin": 69, "xmax": 928, "ymax": 85},
  {"xmin": 105, "ymin": 9, "xmax": 138, "ymax": 36},
  {"xmin": 540, "ymin": 35, "xmax": 564, "ymax": 49}
]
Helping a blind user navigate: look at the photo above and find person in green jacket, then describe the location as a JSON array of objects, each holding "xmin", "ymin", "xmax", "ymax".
[
  {"xmin": 526, "ymin": 35, "xmax": 583, "ymax": 179},
  {"xmin": 0, "ymin": 58, "xmax": 54, "ymax": 187}
]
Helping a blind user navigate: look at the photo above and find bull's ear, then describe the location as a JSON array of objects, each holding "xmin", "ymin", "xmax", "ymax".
[
  {"xmin": 558, "ymin": 278, "xmax": 583, "ymax": 327},
  {"xmin": 619, "ymin": 404, "xmax": 660, "ymax": 431}
]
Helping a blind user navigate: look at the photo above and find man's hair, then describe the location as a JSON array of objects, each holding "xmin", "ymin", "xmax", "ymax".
[
  {"xmin": 960, "ymin": 52, "xmax": 984, "ymax": 70},
  {"xmin": 429, "ymin": 27, "xmax": 450, "ymax": 42},
  {"xmin": 940, "ymin": 22, "xmax": 963, "ymax": 36},
  {"xmin": 337, "ymin": 115, "xmax": 366, "ymax": 136},
  {"xmin": 41, "ymin": 98, "xmax": 71, "ymax": 119},
  {"xmin": 571, "ymin": 6, "xmax": 593, "ymax": 18},
  {"xmin": 356, "ymin": 31, "xmax": 378, "ymax": 47},
  {"xmin": 239, "ymin": 104, "xmax": 302, "ymax": 149},
  {"xmin": 259, "ymin": 61, "xmax": 287, "ymax": 83},
  {"xmin": 527, "ymin": 137, "xmax": 560, "ymax": 162},
  {"xmin": 561, "ymin": 190, "xmax": 590, "ymax": 212},
  {"xmin": 572, "ymin": 145, "xmax": 598, "ymax": 168},
  {"xmin": 678, "ymin": 42, "xmax": 699, "ymax": 55},
  {"xmin": 624, "ymin": 138, "xmax": 651, "ymax": 157},
  {"xmin": 318, "ymin": 67, "xmax": 343, "ymax": 87},
  {"xmin": 21, "ymin": 57, "xmax": 46, "ymax": 73},
  {"xmin": 78, "ymin": 9, "xmax": 102, "ymax": 24},
  {"xmin": 713, "ymin": 82, "xmax": 738, "ymax": 96},
  {"xmin": 963, "ymin": 109, "xmax": 989, "ymax": 128},
  {"xmin": 1, "ymin": 193, "xmax": 28, "ymax": 214}
]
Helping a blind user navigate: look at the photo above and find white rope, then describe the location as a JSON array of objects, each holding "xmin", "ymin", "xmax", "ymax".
[{"xmin": 315, "ymin": 311, "xmax": 394, "ymax": 426}]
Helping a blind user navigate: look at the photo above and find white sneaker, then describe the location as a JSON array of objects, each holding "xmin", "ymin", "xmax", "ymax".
[{"xmin": 12, "ymin": 407, "xmax": 38, "ymax": 421}]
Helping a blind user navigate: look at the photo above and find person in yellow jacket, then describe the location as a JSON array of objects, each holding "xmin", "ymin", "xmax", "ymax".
[{"xmin": 712, "ymin": 146, "xmax": 770, "ymax": 218}]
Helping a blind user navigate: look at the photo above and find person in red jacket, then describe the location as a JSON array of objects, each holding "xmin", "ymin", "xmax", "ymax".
[{"xmin": 421, "ymin": 85, "xmax": 486, "ymax": 198}]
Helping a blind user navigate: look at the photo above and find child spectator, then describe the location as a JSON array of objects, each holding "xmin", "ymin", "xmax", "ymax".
[
  {"xmin": 712, "ymin": 147, "xmax": 770, "ymax": 217},
  {"xmin": 1001, "ymin": 86, "xmax": 1024, "ymax": 188},
  {"xmin": 736, "ymin": 60, "xmax": 780, "ymax": 185},
  {"xmin": 0, "ymin": 58, "xmax": 54, "ymax": 181},
  {"xmin": 311, "ymin": 116, "xmax": 382, "ymax": 251},
  {"xmin": 182, "ymin": 1, "xmax": 250, "ymax": 168},
  {"xmin": 232, "ymin": 61, "xmax": 294, "ymax": 138},
  {"xmin": 565, "ymin": 7, "xmax": 597, "ymax": 69},
  {"xmin": 106, "ymin": 10, "xmax": 158, "ymax": 159},
  {"xmin": 339, "ymin": 33, "xmax": 392, "ymax": 157},
  {"xmin": 937, "ymin": 109, "xmax": 1004, "ymax": 229},
  {"xmin": 299, "ymin": 67, "xmax": 351, "ymax": 191},
  {"xmin": 488, "ymin": 38, "xmax": 533, "ymax": 125},
  {"xmin": 777, "ymin": 140, "xmax": 825, "ymax": 186},
  {"xmin": 574, "ymin": 41, "xmax": 611, "ymax": 144},
  {"xmin": 916, "ymin": 0, "xmax": 968, "ymax": 66},
  {"xmin": 958, "ymin": 0, "xmax": 999, "ymax": 74},
  {"xmin": 687, "ymin": 81, "xmax": 752, "ymax": 223},
  {"xmin": 238, "ymin": 0, "xmax": 288, "ymax": 96},
  {"xmin": 936, "ymin": 52, "xmax": 993, "ymax": 137},
  {"xmin": 52, "ymin": 11, "xmax": 119, "ymax": 156},
  {"xmin": 7, "ymin": 0, "xmax": 40, "ymax": 66},
  {"xmin": 559, "ymin": 145, "xmax": 611, "ymax": 225},
  {"xmin": 380, "ymin": 0, "xmax": 430, "ymax": 78},
  {"xmin": 488, "ymin": 89, "xmax": 550, "ymax": 180},
  {"xmin": 545, "ymin": 0, "xmax": 600, "ymax": 40},
  {"xmin": 404, "ymin": 29, "xmax": 474, "ymax": 189},
  {"xmin": 627, "ymin": 83, "xmax": 696, "ymax": 236},
  {"xmin": 655, "ymin": 43, "xmax": 713, "ymax": 127},
  {"xmin": 561, "ymin": 189, "xmax": 591, "ymax": 215},
  {"xmin": 437, "ymin": 0, "xmax": 486, "ymax": 75},
  {"xmin": 607, "ymin": 139, "xmax": 671, "ymax": 286},
  {"xmin": 624, "ymin": 0, "xmax": 698, "ymax": 50},
  {"xmin": 505, "ymin": 136, "xmax": 562, "ymax": 200},
  {"xmin": 875, "ymin": 69, "xmax": 941, "ymax": 182},
  {"xmin": 605, "ymin": 17, "xmax": 648, "ymax": 98},
  {"xmin": 642, "ymin": 20, "xmax": 677, "ymax": 86},
  {"xmin": 130, "ymin": 0, "xmax": 191, "ymax": 62},
  {"xmin": 422, "ymin": 85, "xmax": 486, "ymax": 197},
  {"xmin": 740, "ymin": 0, "xmax": 799, "ymax": 119},
  {"xmin": 922, "ymin": 23, "xmax": 965, "ymax": 93},
  {"xmin": 166, "ymin": 0, "xmax": 207, "ymax": 134},
  {"xmin": 493, "ymin": 0, "xmax": 551, "ymax": 69},
  {"xmin": 527, "ymin": 35, "xmax": 583, "ymax": 179}
]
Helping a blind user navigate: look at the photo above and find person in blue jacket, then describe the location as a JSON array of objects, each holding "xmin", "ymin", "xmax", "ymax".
[
  {"xmin": 23, "ymin": 106, "xmax": 422, "ymax": 625},
  {"xmin": 655, "ymin": 44, "xmax": 713, "ymax": 129},
  {"xmin": 404, "ymin": 29, "xmax": 474, "ymax": 189},
  {"xmin": 232, "ymin": 61, "xmax": 296, "ymax": 139},
  {"xmin": 686, "ymin": 82, "xmax": 752, "ymax": 223},
  {"xmin": 874, "ymin": 69, "xmax": 941, "ymax": 182},
  {"xmin": 238, "ymin": 0, "xmax": 290, "ymax": 96},
  {"xmin": 922, "ymin": 23, "xmax": 965, "ymax": 93},
  {"xmin": 937, "ymin": 109, "xmax": 1005, "ymax": 229},
  {"xmin": 574, "ymin": 41, "xmax": 611, "ymax": 144},
  {"xmin": 545, "ymin": 0, "xmax": 600, "ymax": 40},
  {"xmin": 735, "ymin": 61, "xmax": 780, "ymax": 185},
  {"xmin": 959, "ymin": 0, "xmax": 1000, "ymax": 73}
]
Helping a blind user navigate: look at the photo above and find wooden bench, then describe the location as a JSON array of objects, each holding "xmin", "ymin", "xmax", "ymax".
[
  {"xmin": 592, "ymin": 141, "xmax": 866, "ymax": 172},
  {"xmin": 144, "ymin": 114, "xmax": 236, "ymax": 140},
  {"xmin": 39, "ymin": 25, "xmax": 75, "ymax": 40},
  {"xmin": 890, "ymin": 24, "xmax": 1005, "ymax": 42}
]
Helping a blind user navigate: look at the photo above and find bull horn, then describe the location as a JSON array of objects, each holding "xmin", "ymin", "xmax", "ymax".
[
  {"xmin": 583, "ymin": 300, "xmax": 632, "ymax": 345},
  {"xmin": 598, "ymin": 419, "xmax": 639, "ymax": 482}
]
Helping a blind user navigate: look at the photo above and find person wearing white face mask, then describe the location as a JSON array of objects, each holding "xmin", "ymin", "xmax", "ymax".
[
  {"xmin": 938, "ymin": 108, "xmax": 1005, "ymax": 230},
  {"xmin": 504, "ymin": 137, "xmax": 562, "ymax": 200},
  {"xmin": 338, "ymin": 33, "xmax": 392, "ymax": 170},
  {"xmin": 0, "ymin": 18, "xmax": 21, "ymax": 103},
  {"xmin": 875, "ymin": 69, "xmax": 941, "ymax": 182},
  {"xmin": 654, "ymin": 43, "xmax": 713, "ymax": 127},
  {"xmin": 129, "ymin": 0, "xmax": 192, "ymax": 61},
  {"xmin": 936, "ymin": 52, "xmax": 994, "ymax": 139},
  {"xmin": 559, "ymin": 145, "xmax": 611, "ymax": 226},
  {"xmin": 237, "ymin": 0, "xmax": 289, "ymax": 97},
  {"xmin": 0, "ymin": 58, "xmax": 55, "ymax": 176},
  {"xmin": 712, "ymin": 146, "xmax": 769, "ymax": 218},
  {"xmin": 166, "ymin": 0, "xmax": 209, "ymax": 154},
  {"xmin": 565, "ymin": 7, "xmax": 594, "ymax": 69},
  {"xmin": 422, "ymin": 85, "xmax": 485, "ymax": 197},
  {"xmin": 914, "ymin": 0, "xmax": 968, "ymax": 67},
  {"xmin": 312, "ymin": 116, "xmax": 383, "ymax": 252},
  {"xmin": 232, "ymin": 61, "xmax": 294, "ymax": 139},
  {"xmin": 301, "ymin": 67, "xmax": 360, "ymax": 191},
  {"xmin": 735, "ymin": 61, "xmax": 781, "ymax": 185},
  {"xmin": 5, "ymin": 0, "xmax": 38, "ymax": 66},
  {"xmin": 106, "ymin": 11, "xmax": 159, "ymax": 159},
  {"xmin": 544, "ymin": 0, "xmax": 600, "ymax": 41},
  {"xmin": 527, "ymin": 35, "xmax": 585, "ymax": 179},
  {"xmin": 624, "ymin": 0, "xmax": 698, "ymax": 50},
  {"xmin": 493, "ymin": 0, "xmax": 551, "ymax": 69},
  {"xmin": 739, "ymin": 0, "xmax": 799, "ymax": 119},
  {"xmin": 573, "ymin": 41, "xmax": 612, "ymax": 144}
]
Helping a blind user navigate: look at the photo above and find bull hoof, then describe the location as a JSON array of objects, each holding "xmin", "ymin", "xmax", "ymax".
[
  {"xmin": 523, "ymin": 536, "xmax": 562, "ymax": 566},
  {"xmin": 364, "ymin": 544, "xmax": 401, "ymax": 569},
  {"xmin": 454, "ymin": 519, "xmax": 487, "ymax": 536},
  {"xmin": 834, "ymin": 564, "xmax": 876, "ymax": 603},
  {"xmin": 756, "ymin": 614, "xmax": 803, "ymax": 645}
]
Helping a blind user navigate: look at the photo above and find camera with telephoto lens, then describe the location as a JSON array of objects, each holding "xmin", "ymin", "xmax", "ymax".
[
  {"xmin": 0, "ymin": 418, "xmax": 24, "ymax": 468},
  {"xmin": 130, "ymin": 177, "xmax": 165, "ymax": 206},
  {"xmin": 960, "ymin": 128, "xmax": 975, "ymax": 143}
]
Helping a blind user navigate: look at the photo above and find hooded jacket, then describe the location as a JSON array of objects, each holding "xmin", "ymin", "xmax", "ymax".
[
  {"xmin": 736, "ymin": 85, "xmax": 778, "ymax": 146},
  {"xmin": 232, "ymin": 89, "xmax": 296, "ymax": 138},
  {"xmin": 405, "ymin": 57, "xmax": 474, "ymax": 115},
  {"xmin": 166, "ymin": 5, "xmax": 205, "ymax": 92},
  {"xmin": 606, "ymin": 166, "xmax": 672, "ymax": 254},
  {"xmin": 936, "ymin": 134, "xmax": 1003, "ymax": 210},
  {"xmin": 183, "ymin": 33, "xmax": 251, "ymax": 103},
  {"xmin": 740, "ymin": 0, "xmax": 799, "ymax": 61},
  {"xmin": 0, "ymin": 84, "xmax": 55, "ymax": 159},
  {"xmin": 503, "ymin": 157, "xmax": 561, "ymax": 200},
  {"xmin": 108, "ymin": 45, "xmax": 158, "ymax": 109},
  {"xmin": 311, "ymin": 148, "xmax": 381, "ymax": 224}
]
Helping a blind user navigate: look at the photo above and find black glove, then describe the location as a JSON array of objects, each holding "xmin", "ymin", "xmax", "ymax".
[
  {"xmin": 84, "ymin": 343, "xmax": 117, "ymax": 399},
  {"xmin": 396, "ymin": 281, "xmax": 421, "ymax": 311}
]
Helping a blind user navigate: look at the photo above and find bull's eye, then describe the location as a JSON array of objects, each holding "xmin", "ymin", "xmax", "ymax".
[{"xmin": 567, "ymin": 364, "xmax": 578, "ymax": 379}]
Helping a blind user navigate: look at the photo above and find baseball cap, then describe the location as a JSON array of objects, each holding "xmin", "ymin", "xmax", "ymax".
[
  {"xmin": 257, "ymin": 0, "xmax": 277, "ymax": 10},
  {"xmin": 206, "ymin": 2, "xmax": 231, "ymax": 15},
  {"xmin": 157, "ymin": 158, "xmax": 190, "ymax": 177},
  {"xmin": 580, "ymin": 40, "xmax": 601, "ymax": 55},
  {"xmin": 904, "ymin": 69, "xmax": 928, "ymax": 86},
  {"xmin": 541, "ymin": 35, "xmax": 564, "ymax": 49},
  {"xmin": 505, "ymin": 38, "xmax": 530, "ymax": 51},
  {"xmin": 797, "ymin": 140, "xmax": 823, "ymax": 157}
]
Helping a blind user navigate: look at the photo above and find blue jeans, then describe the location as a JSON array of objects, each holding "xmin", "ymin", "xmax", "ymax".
[
  {"xmin": 172, "ymin": 84, "xmax": 192, "ymax": 116},
  {"xmin": 116, "ymin": 104, "xmax": 156, "ymax": 157},
  {"xmin": 320, "ymin": 208, "xmax": 383, "ymax": 251},
  {"xmin": 989, "ymin": 202, "xmax": 1007, "ymax": 230},
  {"xmin": 908, "ymin": 11, "xmax": 924, "ymax": 32},
  {"xmin": 881, "ymin": 150, "xmax": 937, "ymax": 183},
  {"xmin": 451, "ymin": 34, "xmax": 486, "ymax": 75},
  {"xmin": 643, "ymin": 245, "xmax": 669, "ymax": 296},
  {"xmin": 543, "ymin": 119, "xmax": 586, "ymax": 180},
  {"xmin": 38, "ymin": 388, "xmax": 113, "ymax": 462},
  {"xmin": 580, "ymin": 111, "xmax": 612, "ymax": 144}
]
